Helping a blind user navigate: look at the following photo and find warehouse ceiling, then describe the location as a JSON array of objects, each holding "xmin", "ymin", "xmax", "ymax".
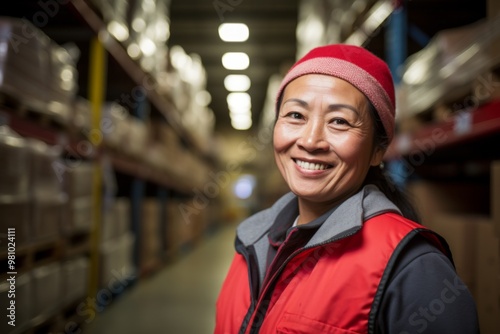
[{"xmin": 2, "ymin": 0, "xmax": 487, "ymax": 140}]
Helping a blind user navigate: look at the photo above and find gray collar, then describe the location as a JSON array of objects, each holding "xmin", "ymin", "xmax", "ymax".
[{"xmin": 237, "ymin": 184, "xmax": 401, "ymax": 248}]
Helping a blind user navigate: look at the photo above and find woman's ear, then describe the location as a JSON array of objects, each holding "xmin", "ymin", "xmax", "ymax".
[{"xmin": 370, "ymin": 146, "xmax": 386, "ymax": 167}]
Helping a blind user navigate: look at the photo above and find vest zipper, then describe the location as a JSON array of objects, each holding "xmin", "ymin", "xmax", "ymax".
[{"xmin": 245, "ymin": 226, "xmax": 361, "ymax": 334}]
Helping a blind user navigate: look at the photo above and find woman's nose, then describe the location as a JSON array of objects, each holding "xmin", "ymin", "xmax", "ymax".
[{"xmin": 297, "ymin": 119, "xmax": 329, "ymax": 152}]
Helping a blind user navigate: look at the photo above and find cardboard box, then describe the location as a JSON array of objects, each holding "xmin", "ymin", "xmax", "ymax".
[
  {"xmin": 475, "ymin": 218, "xmax": 500, "ymax": 334},
  {"xmin": 63, "ymin": 162, "xmax": 94, "ymax": 199},
  {"xmin": 101, "ymin": 197, "xmax": 131, "ymax": 243},
  {"xmin": 31, "ymin": 196, "xmax": 65, "ymax": 241},
  {"xmin": 100, "ymin": 232, "xmax": 135, "ymax": 286},
  {"xmin": 165, "ymin": 198, "xmax": 194, "ymax": 258},
  {"xmin": 406, "ymin": 180, "xmax": 489, "ymax": 227},
  {"xmin": 0, "ymin": 199, "xmax": 30, "ymax": 247},
  {"xmin": 429, "ymin": 213, "xmax": 479, "ymax": 293},
  {"xmin": 430, "ymin": 213, "xmax": 500, "ymax": 333},
  {"xmin": 114, "ymin": 198, "xmax": 130, "ymax": 237},
  {"xmin": 62, "ymin": 256, "xmax": 89, "ymax": 306},
  {"xmin": 32, "ymin": 262, "xmax": 62, "ymax": 319},
  {"xmin": 140, "ymin": 199, "xmax": 162, "ymax": 272}
]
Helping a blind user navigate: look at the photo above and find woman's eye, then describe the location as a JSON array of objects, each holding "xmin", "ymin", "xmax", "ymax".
[
  {"xmin": 331, "ymin": 118, "xmax": 349, "ymax": 126},
  {"xmin": 286, "ymin": 112, "xmax": 303, "ymax": 119}
]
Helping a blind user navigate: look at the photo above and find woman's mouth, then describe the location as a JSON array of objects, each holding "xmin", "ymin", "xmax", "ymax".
[{"xmin": 294, "ymin": 159, "xmax": 332, "ymax": 171}]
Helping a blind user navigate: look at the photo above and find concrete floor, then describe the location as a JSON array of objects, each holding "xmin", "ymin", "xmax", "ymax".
[{"xmin": 82, "ymin": 223, "xmax": 237, "ymax": 334}]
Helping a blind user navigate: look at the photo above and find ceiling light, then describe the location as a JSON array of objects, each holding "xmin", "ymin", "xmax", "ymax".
[
  {"xmin": 222, "ymin": 52, "xmax": 249, "ymax": 70},
  {"xmin": 229, "ymin": 108, "xmax": 251, "ymax": 117},
  {"xmin": 233, "ymin": 174, "xmax": 256, "ymax": 199},
  {"xmin": 231, "ymin": 113, "xmax": 252, "ymax": 130},
  {"xmin": 218, "ymin": 23, "xmax": 249, "ymax": 42},
  {"xmin": 227, "ymin": 92, "xmax": 251, "ymax": 110},
  {"xmin": 224, "ymin": 74, "xmax": 251, "ymax": 91}
]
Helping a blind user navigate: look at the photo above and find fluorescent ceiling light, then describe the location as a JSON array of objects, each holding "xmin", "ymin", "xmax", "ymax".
[
  {"xmin": 231, "ymin": 113, "xmax": 252, "ymax": 130},
  {"xmin": 229, "ymin": 108, "xmax": 251, "ymax": 117},
  {"xmin": 224, "ymin": 74, "xmax": 251, "ymax": 91},
  {"xmin": 227, "ymin": 92, "xmax": 251, "ymax": 110},
  {"xmin": 222, "ymin": 52, "xmax": 249, "ymax": 70},
  {"xmin": 218, "ymin": 23, "xmax": 249, "ymax": 42}
]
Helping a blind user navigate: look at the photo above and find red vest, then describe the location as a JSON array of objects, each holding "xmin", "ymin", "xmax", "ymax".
[{"xmin": 215, "ymin": 213, "xmax": 447, "ymax": 334}]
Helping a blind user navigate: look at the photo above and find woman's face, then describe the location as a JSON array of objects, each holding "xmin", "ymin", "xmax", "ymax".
[{"xmin": 274, "ymin": 74, "xmax": 384, "ymax": 207}]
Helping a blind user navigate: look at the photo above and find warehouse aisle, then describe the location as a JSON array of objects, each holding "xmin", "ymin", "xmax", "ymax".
[{"xmin": 82, "ymin": 223, "xmax": 237, "ymax": 334}]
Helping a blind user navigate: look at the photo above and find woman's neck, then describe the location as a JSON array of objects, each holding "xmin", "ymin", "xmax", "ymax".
[{"xmin": 296, "ymin": 199, "xmax": 337, "ymax": 225}]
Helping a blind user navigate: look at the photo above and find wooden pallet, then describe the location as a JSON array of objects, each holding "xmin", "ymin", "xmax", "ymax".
[
  {"xmin": 0, "ymin": 237, "xmax": 63, "ymax": 278},
  {"xmin": 62, "ymin": 232, "xmax": 91, "ymax": 259},
  {"xmin": 0, "ymin": 90, "xmax": 70, "ymax": 130}
]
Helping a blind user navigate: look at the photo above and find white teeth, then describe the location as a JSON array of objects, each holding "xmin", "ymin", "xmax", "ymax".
[{"xmin": 296, "ymin": 159, "xmax": 329, "ymax": 170}]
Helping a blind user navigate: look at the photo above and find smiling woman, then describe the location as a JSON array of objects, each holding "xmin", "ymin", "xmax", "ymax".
[
  {"xmin": 274, "ymin": 75, "xmax": 382, "ymax": 222},
  {"xmin": 214, "ymin": 44, "xmax": 480, "ymax": 334}
]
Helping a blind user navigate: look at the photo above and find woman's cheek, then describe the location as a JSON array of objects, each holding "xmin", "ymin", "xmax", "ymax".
[{"xmin": 273, "ymin": 122, "xmax": 293, "ymax": 152}]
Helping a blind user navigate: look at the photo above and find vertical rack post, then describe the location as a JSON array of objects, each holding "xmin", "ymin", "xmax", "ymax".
[
  {"xmin": 385, "ymin": 0, "xmax": 408, "ymax": 189},
  {"xmin": 88, "ymin": 35, "xmax": 107, "ymax": 297},
  {"xmin": 130, "ymin": 90, "xmax": 149, "ymax": 275},
  {"xmin": 385, "ymin": 0, "xmax": 407, "ymax": 85}
]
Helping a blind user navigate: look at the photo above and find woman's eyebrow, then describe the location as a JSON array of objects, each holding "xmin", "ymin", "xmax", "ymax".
[
  {"xmin": 282, "ymin": 98, "xmax": 308, "ymax": 108},
  {"xmin": 327, "ymin": 104, "xmax": 360, "ymax": 116},
  {"xmin": 282, "ymin": 99, "xmax": 360, "ymax": 116}
]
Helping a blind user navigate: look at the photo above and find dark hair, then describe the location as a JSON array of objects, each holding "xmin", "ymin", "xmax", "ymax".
[{"xmin": 364, "ymin": 102, "xmax": 421, "ymax": 223}]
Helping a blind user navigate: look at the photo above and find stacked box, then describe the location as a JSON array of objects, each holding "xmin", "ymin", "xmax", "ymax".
[
  {"xmin": 114, "ymin": 198, "xmax": 131, "ymax": 237},
  {"xmin": 101, "ymin": 197, "xmax": 130, "ymax": 242},
  {"xmin": 63, "ymin": 162, "xmax": 94, "ymax": 235},
  {"xmin": 101, "ymin": 102, "xmax": 129, "ymax": 150},
  {"xmin": 100, "ymin": 232, "xmax": 135, "ymax": 287},
  {"xmin": 0, "ymin": 18, "xmax": 77, "ymax": 123},
  {"xmin": 123, "ymin": 116, "xmax": 148, "ymax": 159},
  {"xmin": 29, "ymin": 139, "xmax": 66, "ymax": 242},
  {"xmin": 406, "ymin": 180, "xmax": 489, "ymax": 226},
  {"xmin": 61, "ymin": 256, "xmax": 89, "ymax": 307},
  {"xmin": 140, "ymin": 199, "xmax": 162, "ymax": 272},
  {"xmin": 100, "ymin": 197, "xmax": 134, "ymax": 287},
  {"xmin": 32, "ymin": 262, "xmax": 62, "ymax": 319},
  {"xmin": 429, "ymin": 213, "xmax": 478, "ymax": 293},
  {"xmin": 165, "ymin": 197, "xmax": 197, "ymax": 257},
  {"xmin": 0, "ymin": 126, "xmax": 30, "ymax": 246},
  {"xmin": 101, "ymin": 203, "xmax": 116, "ymax": 243},
  {"xmin": 429, "ymin": 213, "xmax": 500, "ymax": 334},
  {"xmin": 117, "ymin": 232, "xmax": 135, "ymax": 279},
  {"xmin": 397, "ymin": 17, "xmax": 500, "ymax": 120}
]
